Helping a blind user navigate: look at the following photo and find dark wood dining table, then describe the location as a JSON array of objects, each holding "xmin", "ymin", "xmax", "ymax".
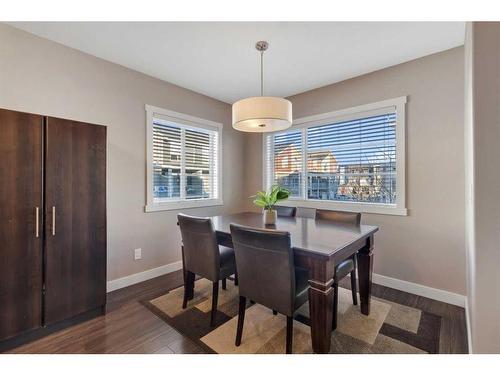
[{"xmin": 210, "ymin": 211, "xmax": 379, "ymax": 354}]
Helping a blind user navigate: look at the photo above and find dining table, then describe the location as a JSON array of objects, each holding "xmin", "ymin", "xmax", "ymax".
[{"xmin": 209, "ymin": 211, "xmax": 379, "ymax": 354}]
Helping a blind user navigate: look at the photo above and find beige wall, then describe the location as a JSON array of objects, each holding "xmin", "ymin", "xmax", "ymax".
[
  {"xmin": 0, "ymin": 24, "xmax": 245, "ymax": 281},
  {"xmin": 465, "ymin": 22, "xmax": 500, "ymax": 354},
  {"xmin": 244, "ymin": 47, "xmax": 466, "ymax": 295},
  {"xmin": 464, "ymin": 22, "xmax": 475, "ymax": 352},
  {"xmin": 0, "ymin": 23, "xmax": 468, "ymax": 299}
]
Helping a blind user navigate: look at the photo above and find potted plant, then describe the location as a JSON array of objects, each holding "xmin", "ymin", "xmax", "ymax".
[{"xmin": 252, "ymin": 185, "xmax": 291, "ymax": 225}]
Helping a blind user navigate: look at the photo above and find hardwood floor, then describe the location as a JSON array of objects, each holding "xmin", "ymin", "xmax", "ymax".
[
  {"xmin": 6, "ymin": 270, "xmax": 468, "ymax": 354},
  {"xmin": 356, "ymin": 279, "xmax": 469, "ymax": 354},
  {"xmin": 8, "ymin": 271, "xmax": 202, "ymax": 354}
]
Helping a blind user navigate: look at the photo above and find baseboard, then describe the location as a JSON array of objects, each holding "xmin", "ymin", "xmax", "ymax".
[
  {"xmin": 371, "ymin": 273, "xmax": 466, "ymax": 307},
  {"xmin": 107, "ymin": 260, "xmax": 183, "ymax": 292},
  {"xmin": 106, "ymin": 261, "xmax": 466, "ymax": 309},
  {"xmin": 465, "ymin": 297, "xmax": 473, "ymax": 353}
]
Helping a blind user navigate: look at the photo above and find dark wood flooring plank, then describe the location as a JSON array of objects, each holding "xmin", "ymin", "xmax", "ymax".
[
  {"xmin": 125, "ymin": 329, "xmax": 181, "ymax": 354},
  {"xmin": 167, "ymin": 336, "xmax": 205, "ymax": 354},
  {"xmin": 340, "ymin": 275, "xmax": 467, "ymax": 354},
  {"xmin": 153, "ymin": 345, "xmax": 175, "ymax": 354},
  {"xmin": 6, "ymin": 270, "xmax": 467, "ymax": 354},
  {"xmin": 9, "ymin": 302, "xmax": 160, "ymax": 353}
]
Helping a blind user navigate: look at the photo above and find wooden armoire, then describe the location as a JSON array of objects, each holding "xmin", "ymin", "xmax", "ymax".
[{"xmin": 0, "ymin": 108, "xmax": 106, "ymax": 349}]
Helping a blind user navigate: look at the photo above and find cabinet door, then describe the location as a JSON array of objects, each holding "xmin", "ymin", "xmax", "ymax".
[
  {"xmin": 44, "ymin": 117, "xmax": 106, "ymax": 325},
  {"xmin": 0, "ymin": 109, "xmax": 43, "ymax": 340}
]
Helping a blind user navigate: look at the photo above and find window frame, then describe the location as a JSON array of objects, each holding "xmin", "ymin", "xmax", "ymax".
[
  {"xmin": 262, "ymin": 96, "xmax": 407, "ymax": 216},
  {"xmin": 145, "ymin": 104, "xmax": 223, "ymax": 212}
]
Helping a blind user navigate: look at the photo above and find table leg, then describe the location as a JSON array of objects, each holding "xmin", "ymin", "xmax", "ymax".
[
  {"xmin": 308, "ymin": 278, "xmax": 334, "ymax": 353},
  {"xmin": 357, "ymin": 235, "xmax": 374, "ymax": 315}
]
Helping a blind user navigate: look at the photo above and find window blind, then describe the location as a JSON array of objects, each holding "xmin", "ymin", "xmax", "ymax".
[
  {"xmin": 265, "ymin": 112, "xmax": 397, "ymax": 205},
  {"xmin": 153, "ymin": 123, "xmax": 181, "ymax": 199},
  {"xmin": 267, "ymin": 130, "xmax": 303, "ymax": 197},
  {"xmin": 307, "ymin": 113, "xmax": 396, "ymax": 204},
  {"xmin": 152, "ymin": 119, "xmax": 219, "ymax": 202}
]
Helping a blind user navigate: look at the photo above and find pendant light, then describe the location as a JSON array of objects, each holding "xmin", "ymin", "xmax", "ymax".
[{"xmin": 232, "ymin": 41, "xmax": 292, "ymax": 133}]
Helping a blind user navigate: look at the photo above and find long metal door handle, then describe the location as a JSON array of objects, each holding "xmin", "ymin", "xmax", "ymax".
[
  {"xmin": 35, "ymin": 207, "xmax": 39, "ymax": 238},
  {"xmin": 52, "ymin": 206, "xmax": 56, "ymax": 236}
]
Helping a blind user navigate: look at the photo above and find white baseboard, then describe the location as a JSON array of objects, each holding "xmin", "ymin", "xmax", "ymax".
[
  {"xmin": 107, "ymin": 260, "xmax": 183, "ymax": 292},
  {"xmin": 106, "ymin": 261, "xmax": 467, "ymax": 310},
  {"xmin": 372, "ymin": 273, "xmax": 466, "ymax": 307}
]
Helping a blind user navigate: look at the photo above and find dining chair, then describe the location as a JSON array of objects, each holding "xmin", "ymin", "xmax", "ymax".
[
  {"xmin": 272, "ymin": 205, "xmax": 296, "ymax": 217},
  {"xmin": 295, "ymin": 206, "xmax": 316, "ymax": 219},
  {"xmin": 215, "ymin": 232, "xmax": 238, "ymax": 290},
  {"xmin": 316, "ymin": 209, "xmax": 361, "ymax": 226},
  {"xmin": 229, "ymin": 224, "xmax": 309, "ymax": 354},
  {"xmin": 315, "ymin": 209, "xmax": 361, "ymax": 330},
  {"xmin": 177, "ymin": 213, "xmax": 237, "ymax": 327}
]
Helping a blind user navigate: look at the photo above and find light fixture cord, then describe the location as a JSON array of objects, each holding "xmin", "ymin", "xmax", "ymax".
[{"xmin": 260, "ymin": 50, "xmax": 264, "ymax": 96}]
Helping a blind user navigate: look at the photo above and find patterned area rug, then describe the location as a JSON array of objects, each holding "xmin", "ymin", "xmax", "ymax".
[{"xmin": 143, "ymin": 278, "xmax": 441, "ymax": 354}]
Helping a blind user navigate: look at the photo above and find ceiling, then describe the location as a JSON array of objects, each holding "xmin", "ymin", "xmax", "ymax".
[{"xmin": 8, "ymin": 22, "xmax": 465, "ymax": 104}]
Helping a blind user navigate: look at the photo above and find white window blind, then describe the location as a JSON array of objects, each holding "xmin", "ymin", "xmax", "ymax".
[
  {"xmin": 263, "ymin": 97, "xmax": 406, "ymax": 215},
  {"xmin": 266, "ymin": 130, "xmax": 303, "ymax": 197},
  {"xmin": 306, "ymin": 113, "xmax": 396, "ymax": 204},
  {"xmin": 153, "ymin": 123, "xmax": 182, "ymax": 199},
  {"xmin": 153, "ymin": 119, "xmax": 219, "ymax": 202},
  {"xmin": 146, "ymin": 105, "xmax": 222, "ymax": 212}
]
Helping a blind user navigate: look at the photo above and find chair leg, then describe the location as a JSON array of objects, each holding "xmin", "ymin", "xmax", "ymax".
[
  {"xmin": 350, "ymin": 270, "xmax": 358, "ymax": 306},
  {"xmin": 332, "ymin": 282, "xmax": 339, "ymax": 331},
  {"xmin": 188, "ymin": 280, "xmax": 195, "ymax": 300},
  {"xmin": 182, "ymin": 271, "xmax": 195, "ymax": 309},
  {"xmin": 235, "ymin": 296, "xmax": 247, "ymax": 346},
  {"xmin": 187, "ymin": 273, "xmax": 195, "ymax": 301},
  {"xmin": 222, "ymin": 278, "xmax": 227, "ymax": 290},
  {"xmin": 210, "ymin": 281, "xmax": 219, "ymax": 327},
  {"xmin": 234, "ymin": 272, "xmax": 238, "ymax": 286},
  {"xmin": 286, "ymin": 316, "xmax": 293, "ymax": 354},
  {"xmin": 272, "ymin": 309, "xmax": 278, "ymax": 315},
  {"xmin": 182, "ymin": 247, "xmax": 195, "ymax": 301}
]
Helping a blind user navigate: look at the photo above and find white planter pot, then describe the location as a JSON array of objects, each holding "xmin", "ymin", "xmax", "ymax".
[{"xmin": 264, "ymin": 210, "xmax": 277, "ymax": 225}]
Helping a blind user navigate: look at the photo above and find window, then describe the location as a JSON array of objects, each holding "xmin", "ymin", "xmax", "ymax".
[
  {"xmin": 271, "ymin": 130, "xmax": 303, "ymax": 197},
  {"xmin": 263, "ymin": 97, "xmax": 407, "ymax": 215},
  {"xmin": 145, "ymin": 105, "xmax": 222, "ymax": 212}
]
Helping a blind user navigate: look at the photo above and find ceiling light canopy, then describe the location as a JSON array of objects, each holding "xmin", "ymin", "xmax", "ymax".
[{"xmin": 232, "ymin": 41, "xmax": 292, "ymax": 133}]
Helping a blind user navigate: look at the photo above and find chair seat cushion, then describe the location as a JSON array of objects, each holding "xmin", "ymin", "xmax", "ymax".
[
  {"xmin": 219, "ymin": 245, "xmax": 236, "ymax": 279},
  {"xmin": 294, "ymin": 267, "xmax": 310, "ymax": 309},
  {"xmin": 334, "ymin": 258, "xmax": 355, "ymax": 282}
]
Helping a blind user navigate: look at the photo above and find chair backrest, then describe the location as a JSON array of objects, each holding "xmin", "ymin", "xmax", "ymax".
[
  {"xmin": 295, "ymin": 207, "xmax": 316, "ymax": 219},
  {"xmin": 315, "ymin": 209, "xmax": 361, "ymax": 225},
  {"xmin": 230, "ymin": 224, "xmax": 296, "ymax": 316},
  {"xmin": 273, "ymin": 205, "xmax": 297, "ymax": 217},
  {"xmin": 177, "ymin": 213, "xmax": 220, "ymax": 281}
]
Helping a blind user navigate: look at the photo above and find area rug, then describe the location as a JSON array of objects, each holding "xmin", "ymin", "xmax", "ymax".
[{"xmin": 143, "ymin": 278, "xmax": 441, "ymax": 354}]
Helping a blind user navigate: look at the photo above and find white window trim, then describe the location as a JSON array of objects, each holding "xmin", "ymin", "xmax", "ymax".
[
  {"xmin": 145, "ymin": 104, "xmax": 223, "ymax": 212},
  {"xmin": 262, "ymin": 96, "xmax": 407, "ymax": 216}
]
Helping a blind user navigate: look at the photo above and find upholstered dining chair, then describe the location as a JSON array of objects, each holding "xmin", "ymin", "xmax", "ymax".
[
  {"xmin": 272, "ymin": 205, "xmax": 296, "ymax": 217},
  {"xmin": 229, "ymin": 224, "xmax": 309, "ymax": 354},
  {"xmin": 315, "ymin": 209, "xmax": 361, "ymax": 330},
  {"xmin": 177, "ymin": 213, "xmax": 237, "ymax": 327},
  {"xmin": 316, "ymin": 209, "xmax": 361, "ymax": 226},
  {"xmin": 295, "ymin": 206, "xmax": 316, "ymax": 219}
]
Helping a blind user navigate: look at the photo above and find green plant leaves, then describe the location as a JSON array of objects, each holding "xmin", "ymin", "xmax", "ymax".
[
  {"xmin": 276, "ymin": 188, "xmax": 290, "ymax": 201},
  {"xmin": 251, "ymin": 185, "xmax": 291, "ymax": 210},
  {"xmin": 252, "ymin": 198, "xmax": 267, "ymax": 208},
  {"xmin": 269, "ymin": 185, "xmax": 279, "ymax": 205}
]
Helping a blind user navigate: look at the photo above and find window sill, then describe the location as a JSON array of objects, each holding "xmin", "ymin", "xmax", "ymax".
[
  {"xmin": 145, "ymin": 198, "xmax": 223, "ymax": 212},
  {"xmin": 277, "ymin": 198, "xmax": 407, "ymax": 216}
]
